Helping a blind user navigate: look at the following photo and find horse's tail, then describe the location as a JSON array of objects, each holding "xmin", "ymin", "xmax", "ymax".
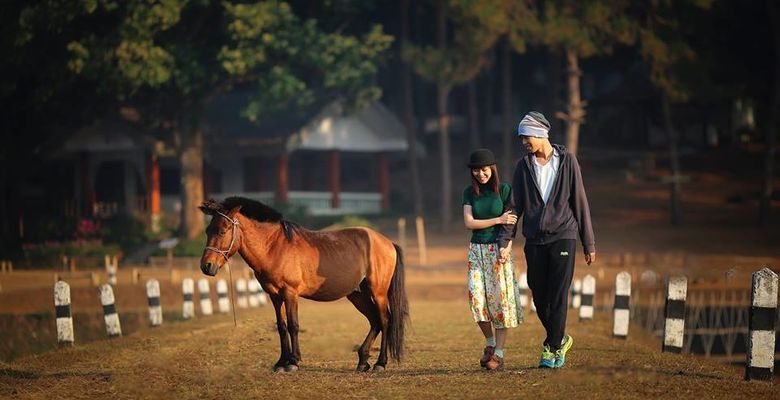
[{"xmin": 388, "ymin": 243, "xmax": 409, "ymax": 363}]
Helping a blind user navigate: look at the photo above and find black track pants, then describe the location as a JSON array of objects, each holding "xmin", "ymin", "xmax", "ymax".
[{"xmin": 524, "ymin": 239, "xmax": 576, "ymax": 352}]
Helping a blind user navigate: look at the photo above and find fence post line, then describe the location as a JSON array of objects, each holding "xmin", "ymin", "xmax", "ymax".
[
  {"xmin": 182, "ymin": 278, "xmax": 195, "ymax": 319},
  {"xmin": 236, "ymin": 278, "xmax": 248, "ymax": 309},
  {"xmin": 146, "ymin": 279, "xmax": 163, "ymax": 327},
  {"xmin": 398, "ymin": 217, "xmax": 406, "ymax": 250},
  {"xmin": 745, "ymin": 267, "xmax": 777, "ymax": 381},
  {"xmin": 415, "ymin": 216, "xmax": 427, "ymax": 266},
  {"xmin": 198, "ymin": 278, "xmax": 213, "ymax": 316},
  {"xmin": 613, "ymin": 271, "xmax": 631, "ymax": 339},
  {"xmin": 98, "ymin": 284, "xmax": 122, "ymax": 337},
  {"xmin": 579, "ymin": 275, "xmax": 595, "ymax": 321},
  {"xmin": 217, "ymin": 279, "xmax": 230, "ymax": 314},
  {"xmin": 248, "ymin": 279, "xmax": 260, "ymax": 308},
  {"xmin": 54, "ymin": 281, "xmax": 74, "ymax": 346},
  {"xmin": 662, "ymin": 275, "xmax": 687, "ymax": 353},
  {"xmin": 518, "ymin": 273, "xmax": 529, "ymax": 310},
  {"xmin": 571, "ymin": 279, "xmax": 582, "ymax": 309}
]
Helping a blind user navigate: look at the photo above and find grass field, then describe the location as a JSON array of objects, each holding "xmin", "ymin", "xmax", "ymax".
[{"xmin": 1, "ymin": 271, "xmax": 777, "ymax": 400}]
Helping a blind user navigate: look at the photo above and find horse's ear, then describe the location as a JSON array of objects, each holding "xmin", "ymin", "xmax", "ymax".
[
  {"xmin": 228, "ymin": 205, "xmax": 242, "ymax": 217},
  {"xmin": 198, "ymin": 199, "xmax": 218, "ymax": 215}
]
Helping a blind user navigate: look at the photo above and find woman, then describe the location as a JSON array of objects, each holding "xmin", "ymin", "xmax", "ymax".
[{"xmin": 462, "ymin": 148, "xmax": 523, "ymax": 372}]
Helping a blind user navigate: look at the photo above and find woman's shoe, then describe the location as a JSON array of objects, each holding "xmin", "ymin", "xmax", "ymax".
[
  {"xmin": 479, "ymin": 346, "xmax": 495, "ymax": 367},
  {"xmin": 485, "ymin": 354, "xmax": 504, "ymax": 371}
]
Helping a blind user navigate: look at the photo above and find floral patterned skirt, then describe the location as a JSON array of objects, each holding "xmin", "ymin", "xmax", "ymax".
[{"xmin": 467, "ymin": 242, "xmax": 524, "ymax": 329}]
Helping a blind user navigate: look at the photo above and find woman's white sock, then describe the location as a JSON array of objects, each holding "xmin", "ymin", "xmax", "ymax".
[{"xmin": 486, "ymin": 336, "xmax": 496, "ymax": 347}]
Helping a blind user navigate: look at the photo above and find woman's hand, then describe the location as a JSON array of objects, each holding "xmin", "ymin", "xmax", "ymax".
[
  {"xmin": 498, "ymin": 240, "xmax": 513, "ymax": 264},
  {"xmin": 497, "ymin": 211, "xmax": 518, "ymax": 225}
]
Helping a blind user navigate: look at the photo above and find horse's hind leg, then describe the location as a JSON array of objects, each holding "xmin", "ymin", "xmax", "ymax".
[
  {"xmin": 269, "ymin": 294, "xmax": 291, "ymax": 372},
  {"xmin": 347, "ymin": 290, "xmax": 381, "ymax": 372},
  {"xmin": 372, "ymin": 293, "xmax": 391, "ymax": 372}
]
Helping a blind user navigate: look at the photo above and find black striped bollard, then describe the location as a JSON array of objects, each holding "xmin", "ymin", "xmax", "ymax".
[
  {"xmin": 54, "ymin": 281, "xmax": 74, "ymax": 346},
  {"xmin": 217, "ymin": 279, "xmax": 230, "ymax": 314},
  {"xmin": 571, "ymin": 279, "xmax": 582, "ymax": 309},
  {"xmin": 104, "ymin": 254, "xmax": 117, "ymax": 286},
  {"xmin": 198, "ymin": 278, "xmax": 213, "ymax": 316},
  {"xmin": 518, "ymin": 273, "xmax": 529, "ymax": 310},
  {"xmin": 98, "ymin": 284, "xmax": 122, "ymax": 337},
  {"xmin": 236, "ymin": 278, "xmax": 248, "ymax": 309},
  {"xmin": 579, "ymin": 275, "xmax": 595, "ymax": 320},
  {"xmin": 662, "ymin": 276, "xmax": 687, "ymax": 353},
  {"xmin": 745, "ymin": 267, "xmax": 777, "ymax": 381},
  {"xmin": 182, "ymin": 278, "xmax": 195, "ymax": 319},
  {"xmin": 146, "ymin": 279, "xmax": 162, "ymax": 327},
  {"xmin": 613, "ymin": 271, "xmax": 631, "ymax": 339}
]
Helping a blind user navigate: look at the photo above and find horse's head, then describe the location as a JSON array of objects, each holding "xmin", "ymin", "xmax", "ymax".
[{"xmin": 198, "ymin": 199, "xmax": 242, "ymax": 276}]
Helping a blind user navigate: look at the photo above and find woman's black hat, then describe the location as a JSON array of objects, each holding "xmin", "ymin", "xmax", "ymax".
[{"xmin": 467, "ymin": 148, "xmax": 497, "ymax": 168}]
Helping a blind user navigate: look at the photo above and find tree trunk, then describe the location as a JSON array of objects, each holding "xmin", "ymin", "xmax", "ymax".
[
  {"xmin": 565, "ymin": 48, "xmax": 584, "ymax": 155},
  {"xmin": 468, "ymin": 79, "xmax": 481, "ymax": 149},
  {"xmin": 484, "ymin": 47, "xmax": 495, "ymax": 141},
  {"xmin": 401, "ymin": 0, "xmax": 424, "ymax": 218},
  {"xmin": 547, "ymin": 49, "xmax": 563, "ymax": 142},
  {"xmin": 501, "ymin": 37, "xmax": 513, "ymax": 175},
  {"xmin": 662, "ymin": 93, "xmax": 682, "ymax": 226},
  {"xmin": 178, "ymin": 125, "xmax": 205, "ymax": 239},
  {"xmin": 760, "ymin": 0, "xmax": 779, "ymax": 225},
  {"xmin": 436, "ymin": 0, "xmax": 452, "ymax": 232}
]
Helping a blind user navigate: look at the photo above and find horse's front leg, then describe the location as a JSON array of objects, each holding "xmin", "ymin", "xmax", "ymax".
[
  {"xmin": 269, "ymin": 294, "xmax": 290, "ymax": 372},
  {"xmin": 283, "ymin": 291, "xmax": 301, "ymax": 372}
]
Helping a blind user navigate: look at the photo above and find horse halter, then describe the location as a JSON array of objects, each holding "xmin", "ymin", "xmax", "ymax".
[{"xmin": 205, "ymin": 211, "xmax": 240, "ymax": 262}]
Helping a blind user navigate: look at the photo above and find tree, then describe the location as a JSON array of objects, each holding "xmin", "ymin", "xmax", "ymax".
[
  {"xmin": 400, "ymin": 0, "xmax": 424, "ymax": 219},
  {"xmin": 536, "ymin": 0, "xmax": 634, "ymax": 155},
  {"xmin": 760, "ymin": 0, "xmax": 779, "ymax": 225},
  {"xmin": 634, "ymin": 0, "xmax": 713, "ymax": 225},
  {"xmin": 48, "ymin": 0, "xmax": 390, "ymax": 239},
  {"xmin": 403, "ymin": 0, "xmax": 518, "ymax": 231}
]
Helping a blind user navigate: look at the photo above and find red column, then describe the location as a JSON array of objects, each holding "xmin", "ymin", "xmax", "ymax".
[
  {"xmin": 329, "ymin": 150, "xmax": 340, "ymax": 209},
  {"xmin": 276, "ymin": 153, "xmax": 289, "ymax": 204},
  {"xmin": 377, "ymin": 152, "xmax": 390, "ymax": 210},
  {"xmin": 149, "ymin": 155, "xmax": 161, "ymax": 232}
]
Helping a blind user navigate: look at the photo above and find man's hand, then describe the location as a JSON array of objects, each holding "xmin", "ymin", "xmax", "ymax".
[{"xmin": 585, "ymin": 252, "xmax": 596, "ymax": 265}]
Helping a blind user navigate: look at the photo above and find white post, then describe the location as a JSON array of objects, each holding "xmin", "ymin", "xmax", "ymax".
[
  {"xmin": 248, "ymin": 279, "xmax": 260, "ymax": 308},
  {"xmin": 579, "ymin": 275, "xmax": 595, "ymax": 321},
  {"xmin": 571, "ymin": 279, "xmax": 582, "ymax": 309},
  {"xmin": 662, "ymin": 275, "xmax": 687, "ymax": 353},
  {"xmin": 146, "ymin": 279, "xmax": 163, "ymax": 327},
  {"xmin": 745, "ymin": 267, "xmax": 777, "ymax": 381},
  {"xmin": 105, "ymin": 254, "xmax": 117, "ymax": 286},
  {"xmin": 198, "ymin": 278, "xmax": 213, "ymax": 316},
  {"xmin": 518, "ymin": 272, "xmax": 529, "ymax": 309},
  {"xmin": 54, "ymin": 281, "xmax": 74, "ymax": 346},
  {"xmin": 236, "ymin": 278, "xmax": 248, "ymax": 309},
  {"xmin": 217, "ymin": 279, "xmax": 230, "ymax": 314},
  {"xmin": 182, "ymin": 278, "xmax": 195, "ymax": 319},
  {"xmin": 98, "ymin": 284, "xmax": 122, "ymax": 337},
  {"xmin": 613, "ymin": 271, "xmax": 632, "ymax": 339}
]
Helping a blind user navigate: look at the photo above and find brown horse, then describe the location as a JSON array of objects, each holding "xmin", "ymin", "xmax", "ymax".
[{"xmin": 198, "ymin": 197, "xmax": 408, "ymax": 372}]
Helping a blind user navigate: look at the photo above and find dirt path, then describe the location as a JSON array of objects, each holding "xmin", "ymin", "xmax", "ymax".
[{"xmin": 1, "ymin": 288, "xmax": 776, "ymax": 399}]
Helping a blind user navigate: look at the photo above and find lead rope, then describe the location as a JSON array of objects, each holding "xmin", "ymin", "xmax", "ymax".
[{"xmin": 226, "ymin": 259, "xmax": 237, "ymax": 327}]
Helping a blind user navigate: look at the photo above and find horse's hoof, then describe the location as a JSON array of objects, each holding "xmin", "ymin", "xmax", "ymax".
[
  {"xmin": 355, "ymin": 363, "xmax": 371, "ymax": 372},
  {"xmin": 273, "ymin": 366, "xmax": 286, "ymax": 373},
  {"xmin": 284, "ymin": 364, "xmax": 299, "ymax": 372},
  {"xmin": 372, "ymin": 365, "xmax": 385, "ymax": 373}
]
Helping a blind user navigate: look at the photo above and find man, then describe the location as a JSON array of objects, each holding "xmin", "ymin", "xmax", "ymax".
[{"xmin": 497, "ymin": 111, "xmax": 596, "ymax": 369}]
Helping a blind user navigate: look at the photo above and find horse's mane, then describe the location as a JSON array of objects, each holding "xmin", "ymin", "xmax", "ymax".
[{"xmin": 199, "ymin": 197, "xmax": 300, "ymax": 242}]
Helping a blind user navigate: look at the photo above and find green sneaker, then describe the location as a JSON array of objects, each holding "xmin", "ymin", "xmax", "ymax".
[
  {"xmin": 538, "ymin": 345, "xmax": 555, "ymax": 368},
  {"xmin": 554, "ymin": 335, "xmax": 573, "ymax": 368}
]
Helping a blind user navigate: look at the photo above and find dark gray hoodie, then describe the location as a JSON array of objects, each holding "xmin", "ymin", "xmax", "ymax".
[{"xmin": 497, "ymin": 144, "xmax": 595, "ymax": 254}]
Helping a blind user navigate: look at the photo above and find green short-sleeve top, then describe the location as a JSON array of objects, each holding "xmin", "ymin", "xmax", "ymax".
[{"xmin": 462, "ymin": 182, "xmax": 512, "ymax": 244}]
